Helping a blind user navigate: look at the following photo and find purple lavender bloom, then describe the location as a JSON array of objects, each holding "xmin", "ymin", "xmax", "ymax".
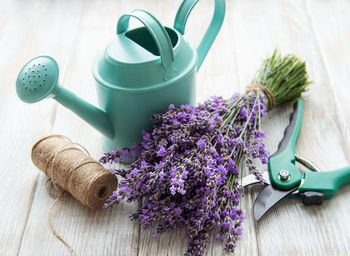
[
  {"xmin": 142, "ymin": 130, "xmax": 151, "ymax": 141},
  {"xmin": 156, "ymin": 146, "xmax": 167, "ymax": 157},
  {"xmin": 101, "ymin": 91, "xmax": 269, "ymax": 256},
  {"xmin": 196, "ymin": 138, "xmax": 206, "ymax": 149}
]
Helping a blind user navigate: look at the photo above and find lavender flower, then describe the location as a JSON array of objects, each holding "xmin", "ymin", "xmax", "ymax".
[
  {"xmin": 101, "ymin": 92, "xmax": 268, "ymax": 254},
  {"xmin": 100, "ymin": 50, "xmax": 311, "ymax": 255}
]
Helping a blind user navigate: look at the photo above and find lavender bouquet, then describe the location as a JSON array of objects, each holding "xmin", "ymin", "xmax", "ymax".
[{"xmin": 100, "ymin": 50, "xmax": 311, "ymax": 255}]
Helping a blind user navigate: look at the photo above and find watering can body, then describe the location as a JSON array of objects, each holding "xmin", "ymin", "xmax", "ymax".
[
  {"xmin": 16, "ymin": 1, "xmax": 225, "ymax": 152},
  {"xmin": 93, "ymin": 1, "xmax": 225, "ymax": 151},
  {"xmin": 93, "ymin": 22, "xmax": 197, "ymax": 150}
]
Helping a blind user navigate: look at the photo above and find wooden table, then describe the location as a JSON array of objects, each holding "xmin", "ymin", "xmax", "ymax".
[{"xmin": 1, "ymin": 0, "xmax": 350, "ymax": 255}]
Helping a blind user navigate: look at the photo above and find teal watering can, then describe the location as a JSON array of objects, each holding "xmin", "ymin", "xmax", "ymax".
[{"xmin": 16, "ymin": 0, "xmax": 226, "ymax": 151}]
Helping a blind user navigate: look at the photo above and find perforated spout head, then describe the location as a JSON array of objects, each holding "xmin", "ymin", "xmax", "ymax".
[{"xmin": 16, "ymin": 56, "xmax": 59, "ymax": 103}]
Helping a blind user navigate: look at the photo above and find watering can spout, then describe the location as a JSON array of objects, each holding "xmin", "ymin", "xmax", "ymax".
[
  {"xmin": 16, "ymin": 56, "xmax": 115, "ymax": 139},
  {"xmin": 53, "ymin": 87, "xmax": 115, "ymax": 139}
]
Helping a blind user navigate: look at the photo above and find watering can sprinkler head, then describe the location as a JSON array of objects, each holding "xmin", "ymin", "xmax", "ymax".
[
  {"xmin": 16, "ymin": 56, "xmax": 115, "ymax": 140},
  {"xmin": 16, "ymin": 56, "xmax": 60, "ymax": 103}
]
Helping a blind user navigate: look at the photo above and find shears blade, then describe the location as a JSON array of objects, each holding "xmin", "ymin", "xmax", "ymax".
[
  {"xmin": 240, "ymin": 172, "xmax": 270, "ymax": 187},
  {"xmin": 253, "ymin": 185, "xmax": 298, "ymax": 221},
  {"xmin": 253, "ymin": 100, "xmax": 303, "ymax": 222}
]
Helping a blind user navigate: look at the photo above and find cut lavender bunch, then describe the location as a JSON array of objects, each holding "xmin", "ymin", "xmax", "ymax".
[{"xmin": 100, "ymin": 50, "xmax": 311, "ymax": 255}]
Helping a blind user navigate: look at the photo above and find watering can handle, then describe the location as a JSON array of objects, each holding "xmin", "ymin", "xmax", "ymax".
[
  {"xmin": 117, "ymin": 9, "xmax": 174, "ymax": 69},
  {"xmin": 174, "ymin": 0, "xmax": 226, "ymax": 70}
]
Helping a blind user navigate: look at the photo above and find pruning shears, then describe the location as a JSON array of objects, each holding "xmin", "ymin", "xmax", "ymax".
[{"xmin": 241, "ymin": 100, "xmax": 350, "ymax": 221}]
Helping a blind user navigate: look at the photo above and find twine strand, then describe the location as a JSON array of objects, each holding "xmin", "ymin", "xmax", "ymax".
[
  {"xmin": 44, "ymin": 137, "xmax": 93, "ymax": 255},
  {"xmin": 47, "ymin": 188, "xmax": 75, "ymax": 255},
  {"xmin": 246, "ymin": 84, "xmax": 275, "ymax": 111}
]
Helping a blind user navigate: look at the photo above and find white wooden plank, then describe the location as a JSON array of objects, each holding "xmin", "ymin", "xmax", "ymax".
[
  {"xmin": 0, "ymin": 0, "xmax": 84, "ymax": 255},
  {"xmin": 233, "ymin": 0, "xmax": 350, "ymax": 255},
  {"xmin": 18, "ymin": 0, "xmax": 141, "ymax": 255},
  {"xmin": 305, "ymin": 0, "xmax": 350, "ymax": 158}
]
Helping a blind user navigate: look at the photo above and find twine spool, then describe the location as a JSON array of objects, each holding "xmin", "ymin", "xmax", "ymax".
[
  {"xmin": 31, "ymin": 135, "xmax": 117, "ymax": 209},
  {"xmin": 31, "ymin": 135, "xmax": 118, "ymax": 254}
]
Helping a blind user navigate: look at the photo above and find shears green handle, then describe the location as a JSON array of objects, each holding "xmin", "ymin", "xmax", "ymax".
[
  {"xmin": 268, "ymin": 100, "xmax": 303, "ymax": 190},
  {"xmin": 269, "ymin": 99, "xmax": 350, "ymax": 202},
  {"xmin": 300, "ymin": 166, "xmax": 350, "ymax": 200}
]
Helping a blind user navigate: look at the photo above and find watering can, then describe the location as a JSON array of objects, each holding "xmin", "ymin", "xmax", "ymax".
[{"xmin": 16, "ymin": 0, "xmax": 226, "ymax": 152}]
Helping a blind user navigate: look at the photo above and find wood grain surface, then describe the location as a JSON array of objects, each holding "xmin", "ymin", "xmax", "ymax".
[{"xmin": 0, "ymin": 0, "xmax": 349, "ymax": 255}]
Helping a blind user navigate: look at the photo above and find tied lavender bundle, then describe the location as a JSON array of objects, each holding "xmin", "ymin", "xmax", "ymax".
[{"xmin": 100, "ymin": 50, "xmax": 311, "ymax": 255}]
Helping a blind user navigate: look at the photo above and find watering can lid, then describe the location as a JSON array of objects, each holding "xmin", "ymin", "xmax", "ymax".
[
  {"xmin": 105, "ymin": 34, "xmax": 160, "ymax": 65},
  {"xmin": 93, "ymin": 10, "xmax": 195, "ymax": 90}
]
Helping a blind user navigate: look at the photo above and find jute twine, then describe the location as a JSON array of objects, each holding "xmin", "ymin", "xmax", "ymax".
[
  {"xmin": 31, "ymin": 135, "xmax": 118, "ymax": 254},
  {"xmin": 246, "ymin": 84, "xmax": 275, "ymax": 111}
]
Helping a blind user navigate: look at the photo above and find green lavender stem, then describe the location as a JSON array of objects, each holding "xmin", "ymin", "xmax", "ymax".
[{"xmin": 254, "ymin": 49, "xmax": 312, "ymax": 108}]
